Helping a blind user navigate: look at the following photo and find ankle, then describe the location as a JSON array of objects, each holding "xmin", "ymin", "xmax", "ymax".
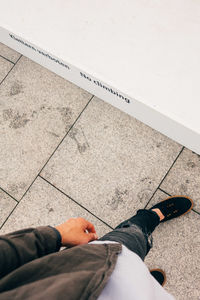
[{"xmin": 151, "ymin": 208, "xmax": 165, "ymax": 221}]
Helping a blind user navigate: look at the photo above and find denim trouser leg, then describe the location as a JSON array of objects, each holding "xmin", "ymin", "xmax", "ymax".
[{"xmin": 99, "ymin": 209, "xmax": 160, "ymax": 261}]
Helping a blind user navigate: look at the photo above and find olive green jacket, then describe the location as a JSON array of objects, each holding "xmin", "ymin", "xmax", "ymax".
[{"xmin": 0, "ymin": 226, "xmax": 121, "ymax": 300}]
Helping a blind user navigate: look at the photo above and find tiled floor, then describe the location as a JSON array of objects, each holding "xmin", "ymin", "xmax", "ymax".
[{"xmin": 0, "ymin": 43, "xmax": 200, "ymax": 300}]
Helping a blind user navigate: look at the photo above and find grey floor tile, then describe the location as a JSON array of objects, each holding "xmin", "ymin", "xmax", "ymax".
[
  {"xmin": 0, "ymin": 176, "xmax": 110, "ymax": 238},
  {"xmin": 0, "ymin": 188, "xmax": 17, "ymax": 228},
  {"xmin": 0, "ymin": 56, "xmax": 13, "ymax": 82},
  {"xmin": 41, "ymin": 97, "xmax": 182, "ymax": 228},
  {"xmin": 0, "ymin": 56, "xmax": 92, "ymax": 200},
  {"xmin": 0, "ymin": 42, "xmax": 20, "ymax": 63},
  {"xmin": 160, "ymin": 148, "xmax": 200, "ymax": 213},
  {"xmin": 145, "ymin": 190, "xmax": 200, "ymax": 300}
]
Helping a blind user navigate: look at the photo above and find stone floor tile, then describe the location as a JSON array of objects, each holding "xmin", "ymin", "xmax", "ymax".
[
  {"xmin": 0, "ymin": 177, "xmax": 110, "ymax": 238},
  {"xmin": 145, "ymin": 189, "xmax": 200, "ymax": 300},
  {"xmin": 0, "ymin": 42, "xmax": 21, "ymax": 63},
  {"xmin": 160, "ymin": 148, "xmax": 200, "ymax": 213},
  {"xmin": 0, "ymin": 56, "xmax": 13, "ymax": 82},
  {"xmin": 0, "ymin": 188, "xmax": 17, "ymax": 228},
  {"xmin": 41, "ymin": 97, "xmax": 182, "ymax": 228},
  {"xmin": 0, "ymin": 56, "xmax": 91, "ymax": 200}
]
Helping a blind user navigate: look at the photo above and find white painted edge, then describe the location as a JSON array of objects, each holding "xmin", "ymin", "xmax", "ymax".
[{"xmin": 1, "ymin": 26, "xmax": 199, "ymax": 154}]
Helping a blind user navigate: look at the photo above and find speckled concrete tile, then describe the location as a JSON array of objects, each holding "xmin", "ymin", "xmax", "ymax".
[
  {"xmin": 0, "ymin": 189, "xmax": 17, "ymax": 228},
  {"xmin": 0, "ymin": 56, "xmax": 13, "ymax": 82},
  {"xmin": 0, "ymin": 56, "xmax": 92, "ymax": 200},
  {"xmin": 41, "ymin": 97, "xmax": 182, "ymax": 228},
  {"xmin": 145, "ymin": 189, "xmax": 200, "ymax": 300},
  {"xmin": 0, "ymin": 42, "xmax": 20, "ymax": 63},
  {"xmin": 0, "ymin": 176, "xmax": 110, "ymax": 238},
  {"xmin": 160, "ymin": 148, "xmax": 200, "ymax": 213}
]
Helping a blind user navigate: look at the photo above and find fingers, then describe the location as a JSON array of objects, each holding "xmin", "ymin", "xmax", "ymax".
[
  {"xmin": 87, "ymin": 232, "xmax": 98, "ymax": 242},
  {"xmin": 78, "ymin": 218, "xmax": 96, "ymax": 233},
  {"xmin": 85, "ymin": 221, "xmax": 96, "ymax": 233},
  {"xmin": 77, "ymin": 218, "xmax": 98, "ymax": 242},
  {"xmin": 55, "ymin": 217, "xmax": 98, "ymax": 247}
]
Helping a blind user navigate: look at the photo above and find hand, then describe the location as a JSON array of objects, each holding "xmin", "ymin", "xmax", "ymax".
[{"xmin": 55, "ymin": 217, "xmax": 98, "ymax": 247}]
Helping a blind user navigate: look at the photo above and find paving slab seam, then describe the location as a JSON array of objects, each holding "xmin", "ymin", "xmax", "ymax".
[
  {"xmin": 0, "ymin": 202, "xmax": 19, "ymax": 230},
  {"xmin": 39, "ymin": 175, "xmax": 114, "ymax": 230},
  {"xmin": 0, "ymin": 54, "xmax": 22, "ymax": 86},
  {"xmin": 191, "ymin": 208, "xmax": 200, "ymax": 216},
  {"xmin": 0, "ymin": 54, "xmax": 15, "ymax": 65},
  {"xmin": 158, "ymin": 188, "xmax": 171, "ymax": 197},
  {"xmin": 37, "ymin": 96, "xmax": 94, "ymax": 177},
  {"xmin": 0, "ymin": 186, "xmax": 19, "ymax": 203},
  {"xmin": 17, "ymin": 96, "xmax": 94, "ymax": 202},
  {"xmin": 144, "ymin": 146, "xmax": 184, "ymax": 209}
]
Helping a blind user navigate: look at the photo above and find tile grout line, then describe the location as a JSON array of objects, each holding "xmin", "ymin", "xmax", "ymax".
[
  {"xmin": 158, "ymin": 188, "xmax": 171, "ymax": 196},
  {"xmin": 0, "ymin": 186, "xmax": 19, "ymax": 203},
  {"xmin": 0, "ymin": 54, "xmax": 15, "ymax": 64},
  {"xmin": 0, "ymin": 202, "xmax": 19, "ymax": 230},
  {"xmin": 0, "ymin": 54, "xmax": 22, "ymax": 86},
  {"xmin": 38, "ymin": 95, "xmax": 94, "ymax": 175},
  {"xmin": 19, "ymin": 95, "xmax": 94, "ymax": 202},
  {"xmin": 192, "ymin": 208, "xmax": 200, "ymax": 216},
  {"xmin": 144, "ymin": 146, "xmax": 185, "ymax": 208},
  {"xmin": 39, "ymin": 175, "xmax": 114, "ymax": 230},
  {"xmin": 0, "ymin": 55, "xmax": 22, "ymax": 230}
]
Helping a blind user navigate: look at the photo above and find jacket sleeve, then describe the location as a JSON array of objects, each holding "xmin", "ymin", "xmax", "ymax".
[{"xmin": 0, "ymin": 226, "xmax": 61, "ymax": 279}]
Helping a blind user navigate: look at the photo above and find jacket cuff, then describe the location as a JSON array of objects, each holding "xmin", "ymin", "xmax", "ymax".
[
  {"xmin": 48, "ymin": 226, "xmax": 62, "ymax": 251},
  {"xmin": 36, "ymin": 226, "xmax": 61, "ymax": 253}
]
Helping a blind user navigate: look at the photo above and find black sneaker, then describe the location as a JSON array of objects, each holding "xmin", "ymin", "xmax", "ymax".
[
  {"xmin": 150, "ymin": 269, "xmax": 166, "ymax": 286},
  {"xmin": 150, "ymin": 195, "xmax": 193, "ymax": 222}
]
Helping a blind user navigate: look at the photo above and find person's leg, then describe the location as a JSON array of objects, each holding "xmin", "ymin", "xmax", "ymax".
[
  {"xmin": 99, "ymin": 195, "xmax": 193, "ymax": 261},
  {"xmin": 99, "ymin": 209, "xmax": 160, "ymax": 261}
]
